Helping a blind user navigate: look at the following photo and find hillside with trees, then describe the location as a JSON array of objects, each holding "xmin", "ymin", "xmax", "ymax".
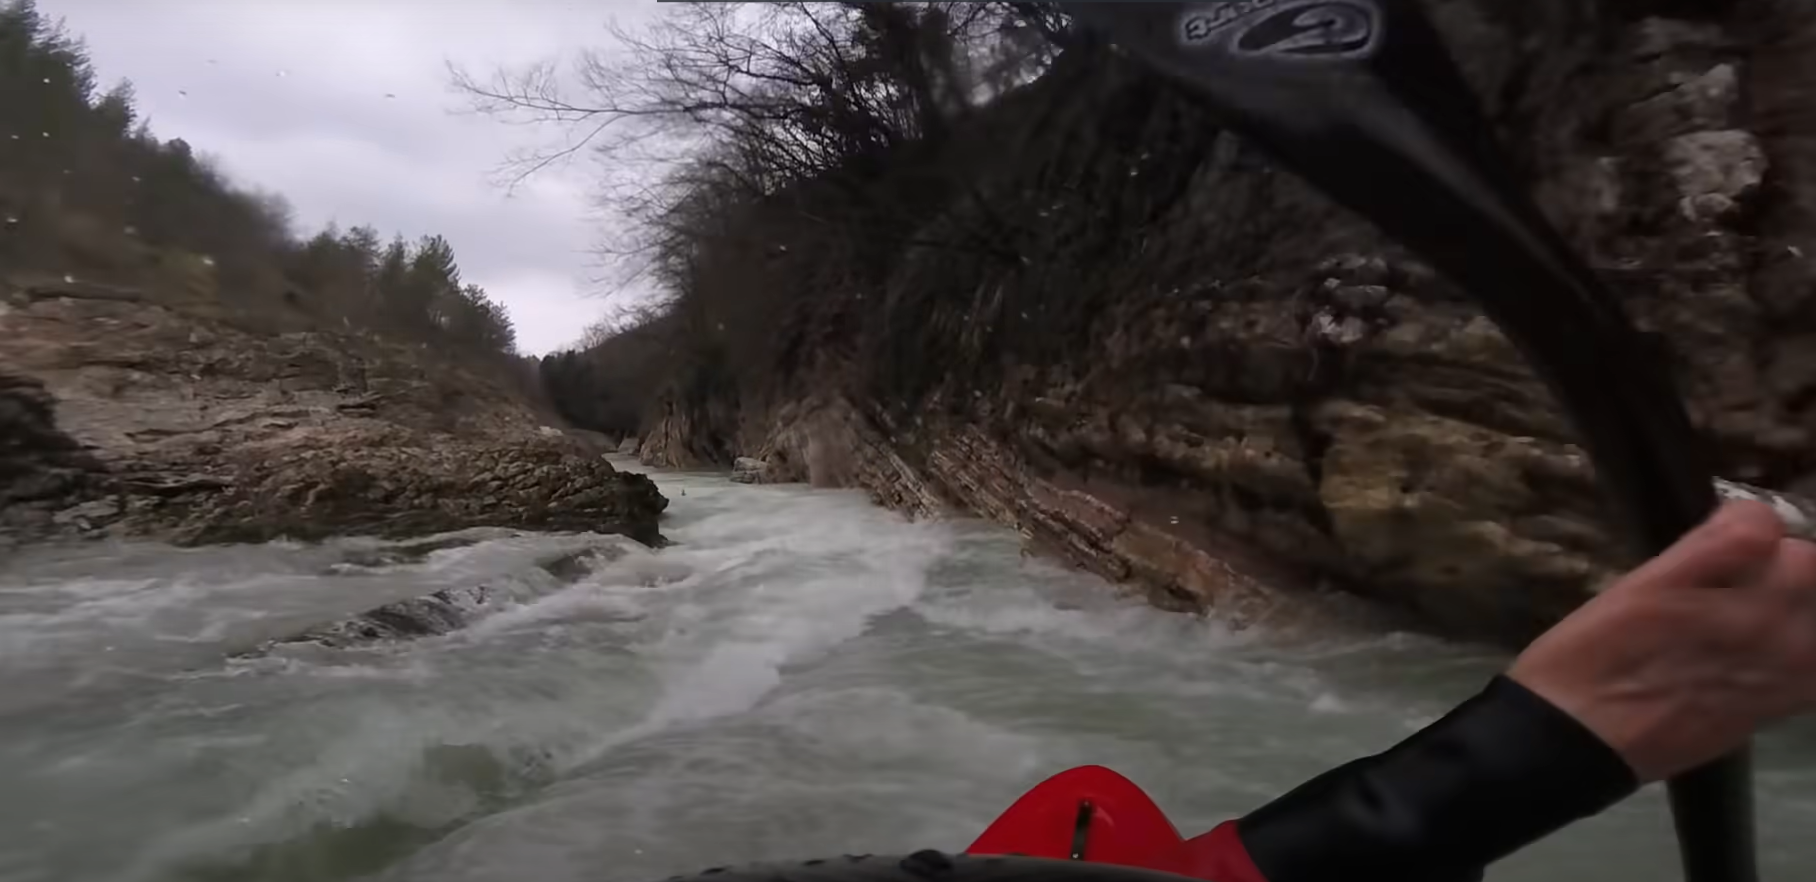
[
  {"xmin": 0, "ymin": 0, "xmax": 518, "ymax": 363},
  {"xmin": 0, "ymin": 0, "xmax": 676, "ymax": 551}
]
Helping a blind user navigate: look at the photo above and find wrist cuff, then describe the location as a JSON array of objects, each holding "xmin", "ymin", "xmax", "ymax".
[{"xmin": 1236, "ymin": 675, "xmax": 1639, "ymax": 882}]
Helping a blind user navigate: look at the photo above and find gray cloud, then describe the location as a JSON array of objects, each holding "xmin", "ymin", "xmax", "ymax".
[{"xmin": 39, "ymin": 0, "xmax": 665, "ymax": 355}]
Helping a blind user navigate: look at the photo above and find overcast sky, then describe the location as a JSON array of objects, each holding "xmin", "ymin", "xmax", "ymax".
[{"xmin": 38, "ymin": 0, "xmax": 666, "ymax": 355}]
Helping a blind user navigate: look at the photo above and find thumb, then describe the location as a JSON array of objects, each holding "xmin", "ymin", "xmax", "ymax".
[{"xmin": 1626, "ymin": 501, "xmax": 1785, "ymax": 589}]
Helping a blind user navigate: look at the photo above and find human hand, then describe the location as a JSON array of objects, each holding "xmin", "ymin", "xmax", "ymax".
[{"xmin": 1509, "ymin": 501, "xmax": 1816, "ymax": 783}]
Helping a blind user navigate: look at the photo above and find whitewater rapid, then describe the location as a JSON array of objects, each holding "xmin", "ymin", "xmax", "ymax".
[{"xmin": 4, "ymin": 463, "xmax": 1816, "ymax": 882}]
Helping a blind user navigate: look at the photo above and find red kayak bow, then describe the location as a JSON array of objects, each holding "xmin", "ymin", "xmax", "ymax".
[{"xmin": 967, "ymin": 767, "xmax": 1262, "ymax": 882}]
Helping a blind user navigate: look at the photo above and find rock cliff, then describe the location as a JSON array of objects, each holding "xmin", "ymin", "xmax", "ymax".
[
  {"xmin": 632, "ymin": 1, "xmax": 1816, "ymax": 644},
  {"xmin": 1, "ymin": 278, "xmax": 665, "ymax": 548}
]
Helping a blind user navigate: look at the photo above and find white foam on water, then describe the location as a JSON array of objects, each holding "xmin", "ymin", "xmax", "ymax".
[
  {"xmin": 108, "ymin": 486, "xmax": 959, "ymax": 880},
  {"xmin": 458, "ymin": 583, "xmax": 647, "ymax": 639},
  {"xmin": 550, "ymin": 491, "xmax": 956, "ymax": 762},
  {"xmin": 637, "ymin": 537, "xmax": 943, "ymax": 725},
  {"xmin": 1, "ymin": 573, "xmax": 162, "ymax": 602},
  {"xmin": 0, "ymin": 570, "xmax": 312, "ymax": 700},
  {"xmin": 107, "ymin": 642, "xmax": 659, "ymax": 882},
  {"xmin": 0, "ymin": 532, "xmax": 546, "ymax": 666},
  {"xmin": 915, "ymin": 588, "xmax": 1236, "ymax": 650},
  {"xmin": 761, "ymin": 685, "xmax": 1050, "ymax": 782},
  {"xmin": 115, "ymin": 705, "xmax": 495, "ymax": 882},
  {"xmin": 200, "ymin": 648, "xmax": 439, "ymax": 683}
]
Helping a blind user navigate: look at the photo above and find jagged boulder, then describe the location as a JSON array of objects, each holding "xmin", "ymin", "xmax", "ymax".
[
  {"xmin": 728, "ymin": 456, "xmax": 769, "ymax": 484},
  {"xmin": 0, "ymin": 284, "xmax": 668, "ymax": 547},
  {"xmin": 128, "ymin": 426, "xmax": 668, "ymax": 546}
]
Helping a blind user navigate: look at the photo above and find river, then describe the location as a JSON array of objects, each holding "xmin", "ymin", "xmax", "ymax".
[{"xmin": 4, "ymin": 463, "xmax": 1816, "ymax": 882}]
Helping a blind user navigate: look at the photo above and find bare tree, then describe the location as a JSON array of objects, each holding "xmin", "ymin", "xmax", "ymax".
[
  {"xmin": 450, "ymin": 4, "xmax": 1005, "ymax": 187},
  {"xmin": 456, "ymin": 2, "xmax": 1075, "ymax": 435}
]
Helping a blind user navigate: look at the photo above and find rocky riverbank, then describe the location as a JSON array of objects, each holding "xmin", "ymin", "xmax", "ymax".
[
  {"xmin": 626, "ymin": 4, "xmax": 1816, "ymax": 645},
  {"xmin": 0, "ymin": 278, "xmax": 666, "ymax": 550}
]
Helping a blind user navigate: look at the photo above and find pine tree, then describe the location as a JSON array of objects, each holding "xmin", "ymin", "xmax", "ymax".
[{"xmin": 407, "ymin": 233, "xmax": 461, "ymax": 332}]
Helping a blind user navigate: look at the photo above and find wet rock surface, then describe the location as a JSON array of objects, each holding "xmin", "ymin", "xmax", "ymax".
[
  {"xmin": 289, "ymin": 582, "xmax": 497, "ymax": 648},
  {"xmin": 271, "ymin": 541, "xmax": 632, "ymax": 649},
  {"xmin": 638, "ymin": 6, "xmax": 1816, "ymax": 644},
  {"xmin": 0, "ymin": 373, "xmax": 108, "ymax": 546},
  {"xmin": 728, "ymin": 457, "xmax": 769, "ymax": 484},
  {"xmin": 0, "ymin": 281, "xmax": 666, "ymax": 548}
]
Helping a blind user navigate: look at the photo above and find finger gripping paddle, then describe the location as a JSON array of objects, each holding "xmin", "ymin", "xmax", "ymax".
[{"xmin": 1056, "ymin": 2, "xmax": 1751, "ymax": 881}]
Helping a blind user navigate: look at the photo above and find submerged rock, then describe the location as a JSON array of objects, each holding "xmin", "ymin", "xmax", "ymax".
[
  {"xmin": 283, "ymin": 542, "xmax": 630, "ymax": 649},
  {"xmin": 729, "ymin": 456, "xmax": 769, "ymax": 484},
  {"xmin": 287, "ymin": 584, "xmax": 494, "ymax": 648}
]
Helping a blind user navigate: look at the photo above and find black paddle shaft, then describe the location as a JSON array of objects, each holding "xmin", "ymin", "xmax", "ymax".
[{"xmin": 1058, "ymin": 2, "xmax": 1752, "ymax": 880}]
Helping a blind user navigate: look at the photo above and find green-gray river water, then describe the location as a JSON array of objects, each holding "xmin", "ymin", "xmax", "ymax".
[{"xmin": 5, "ymin": 465, "xmax": 1816, "ymax": 882}]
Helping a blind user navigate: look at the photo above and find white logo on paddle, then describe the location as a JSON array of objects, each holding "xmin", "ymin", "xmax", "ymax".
[{"xmin": 1179, "ymin": 0, "xmax": 1382, "ymax": 62}]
